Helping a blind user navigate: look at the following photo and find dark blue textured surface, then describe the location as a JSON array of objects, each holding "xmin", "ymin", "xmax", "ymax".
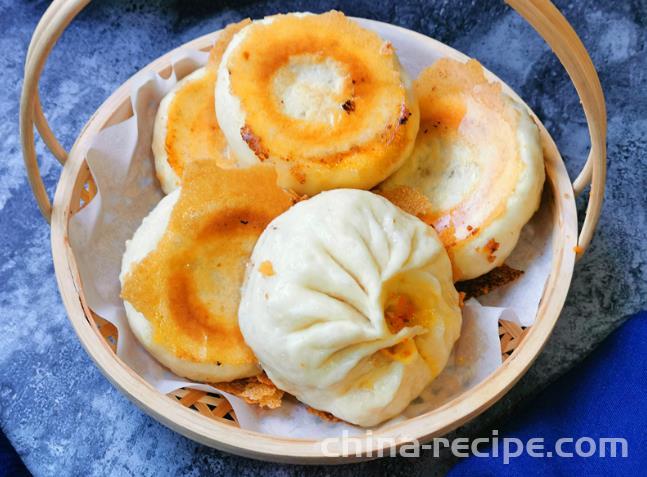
[
  {"xmin": 1, "ymin": 0, "xmax": 646, "ymax": 475},
  {"xmin": 0, "ymin": 429, "xmax": 30, "ymax": 476},
  {"xmin": 449, "ymin": 311, "xmax": 647, "ymax": 475}
]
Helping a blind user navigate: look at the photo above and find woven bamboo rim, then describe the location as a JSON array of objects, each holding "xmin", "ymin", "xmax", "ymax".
[{"xmin": 20, "ymin": 0, "xmax": 606, "ymax": 463}]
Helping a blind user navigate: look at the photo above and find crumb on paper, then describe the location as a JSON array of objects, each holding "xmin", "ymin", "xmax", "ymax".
[
  {"xmin": 259, "ymin": 260, "xmax": 275, "ymax": 276},
  {"xmin": 216, "ymin": 373, "xmax": 284, "ymax": 409},
  {"xmin": 307, "ymin": 406, "xmax": 343, "ymax": 423},
  {"xmin": 456, "ymin": 264, "xmax": 524, "ymax": 300}
]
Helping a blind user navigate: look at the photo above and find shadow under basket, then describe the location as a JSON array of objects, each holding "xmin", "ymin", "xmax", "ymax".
[{"xmin": 20, "ymin": 0, "xmax": 606, "ymax": 464}]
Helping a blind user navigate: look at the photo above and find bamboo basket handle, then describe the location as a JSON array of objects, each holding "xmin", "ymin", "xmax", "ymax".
[
  {"xmin": 21, "ymin": 0, "xmax": 606, "ymax": 255},
  {"xmin": 26, "ymin": 2, "xmax": 70, "ymax": 165},
  {"xmin": 20, "ymin": 0, "xmax": 90, "ymax": 222},
  {"xmin": 506, "ymin": 0, "xmax": 606, "ymax": 256}
]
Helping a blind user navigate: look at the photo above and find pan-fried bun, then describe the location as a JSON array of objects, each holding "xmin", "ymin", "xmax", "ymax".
[
  {"xmin": 152, "ymin": 20, "xmax": 250, "ymax": 194},
  {"xmin": 120, "ymin": 161, "xmax": 295, "ymax": 382},
  {"xmin": 239, "ymin": 189, "xmax": 461, "ymax": 426},
  {"xmin": 380, "ymin": 59, "xmax": 545, "ymax": 281},
  {"xmin": 215, "ymin": 11, "xmax": 419, "ymax": 195}
]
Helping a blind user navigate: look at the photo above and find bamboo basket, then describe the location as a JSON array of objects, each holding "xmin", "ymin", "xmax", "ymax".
[{"xmin": 20, "ymin": 0, "xmax": 606, "ymax": 464}]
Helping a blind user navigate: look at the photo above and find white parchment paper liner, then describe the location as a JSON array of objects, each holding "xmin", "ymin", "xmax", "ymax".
[{"xmin": 68, "ymin": 48, "xmax": 553, "ymax": 439}]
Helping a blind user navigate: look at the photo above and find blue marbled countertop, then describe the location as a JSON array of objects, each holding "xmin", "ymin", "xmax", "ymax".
[{"xmin": 1, "ymin": 0, "xmax": 646, "ymax": 475}]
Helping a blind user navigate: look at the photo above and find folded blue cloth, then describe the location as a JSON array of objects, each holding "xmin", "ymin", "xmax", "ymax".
[
  {"xmin": 450, "ymin": 311, "xmax": 646, "ymax": 475},
  {"xmin": 0, "ymin": 429, "xmax": 29, "ymax": 476}
]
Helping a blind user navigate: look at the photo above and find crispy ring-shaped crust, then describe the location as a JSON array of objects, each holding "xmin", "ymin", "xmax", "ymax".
[
  {"xmin": 216, "ymin": 11, "xmax": 420, "ymax": 195},
  {"xmin": 120, "ymin": 161, "xmax": 296, "ymax": 382},
  {"xmin": 152, "ymin": 20, "xmax": 250, "ymax": 194},
  {"xmin": 380, "ymin": 59, "xmax": 545, "ymax": 281}
]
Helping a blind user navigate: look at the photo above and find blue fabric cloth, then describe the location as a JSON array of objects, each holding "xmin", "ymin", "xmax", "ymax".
[
  {"xmin": 0, "ymin": 429, "xmax": 29, "ymax": 477},
  {"xmin": 450, "ymin": 311, "xmax": 647, "ymax": 476}
]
